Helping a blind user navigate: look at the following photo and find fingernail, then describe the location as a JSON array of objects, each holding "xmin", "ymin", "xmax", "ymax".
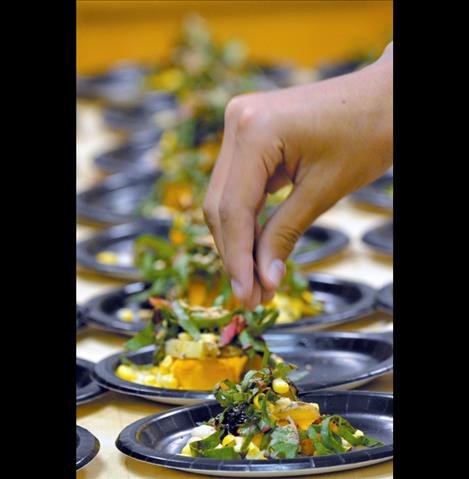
[
  {"xmin": 231, "ymin": 279, "xmax": 244, "ymax": 300},
  {"xmin": 267, "ymin": 259, "xmax": 286, "ymax": 287}
]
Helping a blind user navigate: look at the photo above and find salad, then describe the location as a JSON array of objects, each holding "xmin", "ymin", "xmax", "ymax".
[
  {"xmin": 115, "ymin": 299, "xmax": 279, "ymax": 391},
  {"xmin": 128, "ymin": 215, "xmax": 323, "ymax": 324},
  {"xmin": 180, "ymin": 365, "xmax": 384, "ymax": 459}
]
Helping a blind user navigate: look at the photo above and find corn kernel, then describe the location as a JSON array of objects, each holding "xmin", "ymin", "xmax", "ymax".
[
  {"xmin": 253, "ymin": 393, "xmax": 265, "ymax": 410},
  {"xmin": 180, "ymin": 443, "xmax": 193, "ymax": 456},
  {"xmin": 222, "ymin": 434, "xmax": 236, "ymax": 447},
  {"xmin": 160, "ymin": 355, "xmax": 173, "ymax": 369},
  {"xmin": 119, "ymin": 308, "xmax": 134, "ymax": 322},
  {"xmin": 272, "ymin": 377, "xmax": 290, "ymax": 395},
  {"xmin": 178, "ymin": 332, "xmax": 192, "ymax": 341},
  {"xmin": 143, "ymin": 375, "xmax": 159, "ymax": 386},
  {"xmin": 116, "ymin": 364, "xmax": 137, "ymax": 381},
  {"xmin": 159, "ymin": 374, "xmax": 179, "ymax": 389},
  {"xmin": 95, "ymin": 251, "xmax": 119, "ymax": 265}
]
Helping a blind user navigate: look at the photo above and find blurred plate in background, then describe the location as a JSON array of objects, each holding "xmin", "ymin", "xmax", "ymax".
[
  {"xmin": 76, "ymin": 220, "xmax": 350, "ymax": 280},
  {"xmin": 362, "ymin": 222, "xmax": 393, "ymax": 257},
  {"xmin": 84, "ymin": 273, "xmax": 376, "ymax": 336},
  {"xmin": 93, "ymin": 332, "xmax": 393, "ymax": 405}
]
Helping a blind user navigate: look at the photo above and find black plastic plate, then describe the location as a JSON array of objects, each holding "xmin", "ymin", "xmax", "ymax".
[
  {"xmin": 76, "ymin": 64, "xmax": 147, "ymax": 103},
  {"xmin": 76, "ymin": 221, "xmax": 349, "ymax": 280},
  {"xmin": 84, "ymin": 273, "xmax": 376, "ymax": 336},
  {"xmin": 351, "ymin": 174, "xmax": 393, "ymax": 211},
  {"xmin": 76, "ymin": 220, "xmax": 171, "ymax": 280},
  {"xmin": 93, "ymin": 331, "xmax": 393, "ymax": 405},
  {"xmin": 76, "ymin": 358, "xmax": 108, "ymax": 405},
  {"xmin": 115, "ymin": 391, "xmax": 393, "ymax": 476},
  {"xmin": 76, "ymin": 425, "xmax": 100, "ymax": 471},
  {"xmin": 94, "ymin": 128, "xmax": 163, "ymax": 175},
  {"xmin": 77, "ymin": 172, "xmax": 161, "ymax": 226},
  {"xmin": 103, "ymin": 91, "xmax": 178, "ymax": 131},
  {"xmin": 76, "ymin": 304, "xmax": 88, "ymax": 334},
  {"xmin": 362, "ymin": 222, "xmax": 393, "ymax": 256},
  {"xmin": 376, "ymin": 283, "xmax": 393, "ymax": 315}
]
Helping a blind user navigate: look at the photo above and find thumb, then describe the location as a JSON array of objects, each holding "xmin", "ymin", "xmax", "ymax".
[{"xmin": 255, "ymin": 180, "xmax": 317, "ymax": 291}]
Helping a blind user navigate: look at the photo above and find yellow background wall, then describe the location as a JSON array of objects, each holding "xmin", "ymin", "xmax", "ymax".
[{"xmin": 77, "ymin": 0, "xmax": 393, "ymax": 74}]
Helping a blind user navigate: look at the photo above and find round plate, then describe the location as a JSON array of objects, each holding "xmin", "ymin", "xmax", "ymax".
[
  {"xmin": 94, "ymin": 128, "xmax": 163, "ymax": 175},
  {"xmin": 351, "ymin": 174, "xmax": 393, "ymax": 211},
  {"xmin": 257, "ymin": 64, "xmax": 294, "ymax": 87},
  {"xmin": 93, "ymin": 331, "xmax": 393, "ymax": 405},
  {"xmin": 116, "ymin": 390, "xmax": 393, "ymax": 477},
  {"xmin": 362, "ymin": 222, "xmax": 393, "ymax": 256},
  {"xmin": 76, "ymin": 304, "xmax": 88, "ymax": 334},
  {"xmin": 84, "ymin": 273, "xmax": 376, "ymax": 336},
  {"xmin": 317, "ymin": 59, "xmax": 365, "ymax": 80},
  {"xmin": 76, "ymin": 425, "xmax": 100, "ymax": 471},
  {"xmin": 76, "ymin": 221, "xmax": 349, "ymax": 280},
  {"xmin": 376, "ymin": 283, "xmax": 393, "ymax": 315},
  {"xmin": 76, "ymin": 358, "xmax": 108, "ymax": 405},
  {"xmin": 103, "ymin": 91, "xmax": 178, "ymax": 131},
  {"xmin": 76, "ymin": 64, "xmax": 147, "ymax": 103},
  {"xmin": 76, "ymin": 220, "xmax": 171, "ymax": 280},
  {"xmin": 77, "ymin": 172, "xmax": 160, "ymax": 226}
]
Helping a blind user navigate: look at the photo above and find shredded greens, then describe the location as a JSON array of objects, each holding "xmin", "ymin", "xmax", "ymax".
[{"xmin": 183, "ymin": 366, "xmax": 385, "ymax": 460}]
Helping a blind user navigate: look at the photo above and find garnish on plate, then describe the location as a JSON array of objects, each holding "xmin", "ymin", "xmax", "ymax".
[
  {"xmin": 128, "ymin": 214, "xmax": 323, "ymax": 324},
  {"xmin": 115, "ymin": 299, "xmax": 280, "ymax": 391},
  {"xmin": 180, "ymin": 365, "xmax": 384, "ymax": 459}
]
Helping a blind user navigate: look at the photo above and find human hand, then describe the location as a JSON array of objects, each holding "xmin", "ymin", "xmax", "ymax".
[{"xmin": 203, "ymin": 44, "xmax": 393, "ymax": 309}]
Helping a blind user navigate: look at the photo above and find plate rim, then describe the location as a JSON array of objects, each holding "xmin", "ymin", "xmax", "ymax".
[
  {"xmin": 376, "ymin": 283, "xmax": 393, "ymax": 315},
  {"xmin": 92, "ymin": 331, "xmax": 393, "ymax": 403},
  {"xmin": 76, "ymin": 171, "xmax": 161, "ymax": 225},
  {"xmin": 361, "ymin": 222, "xmax": 393, "ymax": 256},
  {"xmin": 76, "ymin": 357, "xmax": 108, "ymax": 405},
  {"xmin": 76, "ymin": 425, "xmax": 100, "ymax": 470},
  {"xmin": 350, "ymin": 175, "xmax": 393, "ymax": 210},
  {"xmin": 84, "ymin": 272, "xmax": 377, "ymax": 336},
  {"xmin": 115, "ymin": 390, "xmax": 393, "ymax": 474},
  {"xmin": 76, "ymin": 222, "xmax": 350, "ymax": 280}
]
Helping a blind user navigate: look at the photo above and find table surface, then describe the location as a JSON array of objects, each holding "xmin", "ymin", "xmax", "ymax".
[{"xmin": 76, "ymin": 104, "xmax": 393, "ymax": 479}]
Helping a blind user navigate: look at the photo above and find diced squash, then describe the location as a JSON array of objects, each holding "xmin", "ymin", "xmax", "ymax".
[
  {"xmin": 171, "ymin": 356, "xmax": 248, "ymax": 390},
  {"xmin": 165, "ymin": 338, "xmax": 219, "ymax": 359},
  {"xmin": 162, "ymin": 183, "xmax": 194, "ymax": 211},
  {"xmin": 300, "ymin": 438, "xmax": 315, "ymax": 456},
  {"xmin": 272, "ymin": 400, "xmax": 320, "ymax": 430},
  {"xmin": 188, "ymin": 278, "xmax": 210, "ymax": 306}
]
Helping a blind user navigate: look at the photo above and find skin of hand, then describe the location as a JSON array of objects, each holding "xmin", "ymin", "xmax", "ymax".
[{"xmin": 203, "ymin": 43, "xmax": 393, "ymax": 309}]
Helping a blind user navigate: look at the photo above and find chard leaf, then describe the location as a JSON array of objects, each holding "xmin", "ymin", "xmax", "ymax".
[
  {"xmin": 124, "ymin": 320, "xmax": 154, "ymax": 351},
  {"xmin": 202, "ymin": 446, "xmax": 241, "ymax": 459},
  {"xmin": 190, "ymin": 430, "xmax": 223, "ymax": 457},
  {"xmin": 269, "ymin": 426, "xmax": 300, "ymax": 459},
  {"xmin": 320, "ymin": 416, "xmax": 346, "ymax": 453},
  {"xmin": 172, "ymin": 301, "xmax": 200, "ymax": 339},
  {"xmin": 333, "ymin": 416, "xmax": 384, "ymax": 448}
]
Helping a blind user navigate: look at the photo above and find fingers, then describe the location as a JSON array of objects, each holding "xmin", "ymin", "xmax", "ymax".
[
  {"xmin": 203, "ymin": 100, "xmax": 240, "ymax": 260},
  {"xmin": 218, "ymin": 134, "xmax": 271, "ymax": 304},
  {"xmin": 255, "ymin": 175, "xmax": 318, "ymax": 292}
]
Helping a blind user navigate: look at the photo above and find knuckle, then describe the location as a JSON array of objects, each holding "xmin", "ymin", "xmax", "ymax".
[
  {"xmin": 218, "ymin": 200, "xmax": 233, "ymax": 225},
  {"xmin": 202, "ymin": 199, "xmax": 216, "ymax": 226},
  {"xmin": 273, "ymin": 225, "xmax": 302, "ymax": 254},
  {"xmin": 225, "ymin": 96, "xmax": 245, "ymax": 122},
  {"xmin": 236, "ymin": 105, "xmax": 261, "ymax": 135}
]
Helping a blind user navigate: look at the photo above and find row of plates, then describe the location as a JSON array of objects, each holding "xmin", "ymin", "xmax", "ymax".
[
  {"xmin": 76, "ymin": 220, "xmax": 393, "ymax": 283},
  {"xmin": 77, "ymin": 171, "xmax": 393, "ymax": 228},
  {"xmin": 77, "ymin": 329, "xmax": 393, "ymax": 406},
  {"xmin": 77, "ymin": 275, "xmax": 393, "ymax": 336},
  {"xmin": 77, "ymin": 345, "xmax": 393, "ymax": 475},
  {"xmin": 77, "ymin": 391, "xmax": 392, "ymax": 476}
]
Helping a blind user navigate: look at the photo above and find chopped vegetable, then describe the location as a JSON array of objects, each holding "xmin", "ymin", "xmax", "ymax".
[{"xmin": 179, "ymin": 365, "xmax": 384, "ymax": 459}]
